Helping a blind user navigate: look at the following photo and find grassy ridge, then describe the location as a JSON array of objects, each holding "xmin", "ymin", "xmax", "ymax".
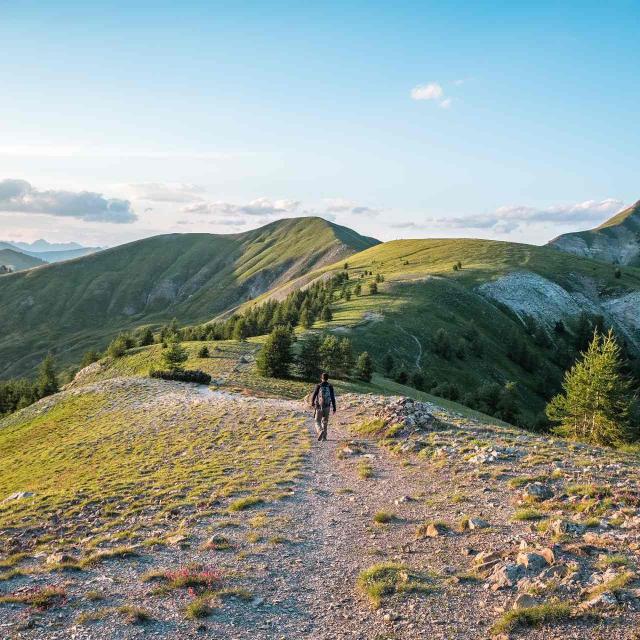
[
  {"xmin": 252, "ymin": 238, "xmax": 640, "ymax": 425},
  {"xmin": 0, "ymin": 217, "xmax": 378, "ymax": 379}
]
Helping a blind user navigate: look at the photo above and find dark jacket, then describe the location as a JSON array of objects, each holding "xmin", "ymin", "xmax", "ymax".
[{"xmin": 311, "ymin": 382, "xmax": 336, "ymax": 412}]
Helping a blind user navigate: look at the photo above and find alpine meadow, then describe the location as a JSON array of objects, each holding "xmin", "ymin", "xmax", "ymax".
[{"xmin": 2, "ymin": 3, "xmax": 640, "ymax": 639}]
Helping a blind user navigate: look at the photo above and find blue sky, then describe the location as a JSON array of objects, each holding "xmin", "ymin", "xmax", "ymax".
[{"xmin": 0, "ymin": 1, "xmax": 639, "ymax": 246}]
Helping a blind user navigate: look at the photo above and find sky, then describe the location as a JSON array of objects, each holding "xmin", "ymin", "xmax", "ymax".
[{"xmin": 1, "ymin": 1, "xmax": 639, "ymax": 247}]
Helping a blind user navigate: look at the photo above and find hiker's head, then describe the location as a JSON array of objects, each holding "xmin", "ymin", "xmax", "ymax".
[{"xmin": 321, "ymin": 372, "xmax": 329, "ymax": 382}]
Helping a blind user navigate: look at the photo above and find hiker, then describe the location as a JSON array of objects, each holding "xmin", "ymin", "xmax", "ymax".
[{"xmin": 311, "ymin": 372, "xmax": 336, "ymax": 442}]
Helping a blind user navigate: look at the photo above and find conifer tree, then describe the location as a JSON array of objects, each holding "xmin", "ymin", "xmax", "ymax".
[
  {"xmin": 256, "ymin": 326, "xmax": 294, "ymax": 378},
  {"xmin": 296, "ymin": 333, "xmax": 322, "ymax": 380},
  {"xmin": 546, "ymin": 330, "xmax": 633, "ymax": 446},
  {"xmin": 162, "ymin": 338, "xmax": 188, "ymax": 371},
  {"xmin": 36, "ymin": 354, "xmax": 58, "ymax": 398},
  {"xmin": 355, "ymin": 351, "xmax": 373, "ymax": 382}
]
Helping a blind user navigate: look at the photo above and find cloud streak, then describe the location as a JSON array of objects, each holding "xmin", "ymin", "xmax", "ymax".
[
  {"xmin": 391, "ymin": 199, "xmax": 625, "ymax": 234},
  {"xmin": 124, "ymin": 182, "xmax": 206, "ymax": 203},
  {"xmin": 0, "ymin": 179, "xmax": 137, "ymax": 223}
]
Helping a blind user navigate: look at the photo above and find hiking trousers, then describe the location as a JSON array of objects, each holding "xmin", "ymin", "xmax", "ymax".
[{"xmin": 315, "ymin": 406, "xmax": 330, "ymax": 441}]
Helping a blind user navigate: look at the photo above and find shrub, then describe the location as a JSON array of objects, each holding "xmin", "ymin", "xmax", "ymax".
[
  {"xmin": 382, "ymin": 353, "xmax": 394, "ymax": 376},
  {"xmin": 368, "ymin": 282, "xmax": 378, "ymax": 295},
  {"xmin": 150, "ymin": 369, "xmax": 212, "ymax": 385},
  {"xmin": 197, "ymin": 345, "xmax": 209, "ymax": 358}
]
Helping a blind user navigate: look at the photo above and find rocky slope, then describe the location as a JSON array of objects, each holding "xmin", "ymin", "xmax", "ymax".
[{"xmin": 549, "ymin": 200, "xmax": 640, "ymax": 266}]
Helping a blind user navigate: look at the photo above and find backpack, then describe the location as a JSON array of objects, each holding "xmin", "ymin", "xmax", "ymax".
[{"xmin": 318, "ymin": 383, "xmax": 332, "ymax": 408}]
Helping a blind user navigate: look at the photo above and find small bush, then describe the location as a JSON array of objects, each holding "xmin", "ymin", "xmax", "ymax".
[
  {"xmin": 150, "ymin": 369, "xmax": 212, "ymax": 385},
  {"xmin": 356, "ymin": 562, "xmax": 434, "ymax": 608},
  {"xmin": 228, "ymin": 496, "xmax": 264, "ymax": 512},
  {"xmin": 373, "ymin": 511, "xmax": 395, "ymax": 524},
  {"xmin": 197, "ymin": 345, "xmax": 210, "ymax": 358}
]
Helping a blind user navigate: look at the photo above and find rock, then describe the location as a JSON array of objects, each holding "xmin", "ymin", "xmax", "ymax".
[
  {"xmin": 423, "ymin": 522, "xmax": 447, "ymax": 538},
  {"xmin": 512, "ymin": 593, "xmax": 539, "ymax": 609},
  {"xmin": 539, "ymin": 564, "xmax": 567, "ymax": 580},
  {"xmin": 3, "ymin": 491, "xmax": 35, "ymax": 503},
  {"xmin": 516, "ymin": 552, "xmax": 549, "ymax": 573},
  {"xmin": 166, "ymin": 533, "xmax": 187, "ymax": 545},
  {"xmin": 489, "ymin": 563, "xmax": 524, "ymax": 590},
  {"xmin": 46, "ymin": 552, "xmax": 76, "ymax": 565},
  {"xmin": 468, "ymin": 517, "xmax": 490, "ymax": 530},
  {"xmin": 578, "ymin": 591, "xmax": 619, "ymax": 611},
  {"xmin": 537, "ymin": 547, "xmax": 556, "ymax": 565},
  {"xmin": 550, "ymin": 519, "xmax": 585, "ymax": 536},
  {"xmin": 394, "ymin": 495, "xmax": 414, "ymax": 505},
  {"xmin": 522, "ymin": 482, "xmax": 553, "ymax": 501}
]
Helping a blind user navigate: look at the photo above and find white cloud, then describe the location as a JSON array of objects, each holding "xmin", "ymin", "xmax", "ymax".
[
  {"xmin": 0, "ymin": 179, "xmax": 137, "ymax": 223},
  {"xmin": 410, "ymin": 83, "xmax": 443, "ymax": 101},
  {"xmin": 391, "ymin": 198, "xmax": 625, "ymax": 235},
  {"xmin": 324, "ymin": 198, "xmax": 381, "ymax": 217},
  {"xmin": 410, "ymin": 82, "xmax": 453, "ymax": 109},
  {"xmin": 182, "ymin": 197, "xmax": 302, "ymax": 221},
  {"xmin": 123, "ymin": 182, "xmax": 206, "ymax": 203}
]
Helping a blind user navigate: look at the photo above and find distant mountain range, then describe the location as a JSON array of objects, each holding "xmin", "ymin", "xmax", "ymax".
[
  {"xmin": 0, "ymin": 239, "xmax": 104, "ymax": 269},
  {"xmin": 549, "ymin": 200, "xmax": 640, "ymax": 266}
]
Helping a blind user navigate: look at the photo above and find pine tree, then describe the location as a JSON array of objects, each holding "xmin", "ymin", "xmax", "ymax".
[
  {"xmin": 339, "ymin": 337, "xmax": 354, "ymax": 376},
  {"xmin": 546, "ymin": 330, "xmax": 633, "ymax": 446},
  {"xmin": 354, "ymin": 283, "xmax": 362, "ymax": 296},
  {"xmin": 162, "ymin": 339, "xmax": 188, "ymax": 371},
  {"xmin": 296, "ymin": 333, "xmax": 322, "ymax": 380},
  {"xmin": 355, "ymin": 352, "xmax": 373, "ymax": 382},
  {"xmin": 321, "ymin": 306, "xmax": 333, "ymax": 322},
  {"xmin": 36, "ymin": 354, "xmax": 58, "ymax": 398},
  {"xmin": 137, "ymin": 327, "xmax": 154, "ymax": 346},
  {"xmin": 256, "ymin": 326, "xmax": 294, "ymax": 378},
  {"xmin": 382, "ymin": 353, "xmax": 394, "ymax": 376},
  {"xmin": 299, "ymin": 307, "xmax": 313, "ymax": 329},
  {"xmin": 232, "ymin": 317, "xmax": 248, "ymax": 341},
  {"xmin": 197, "ymin": 345, "xmax": 210, "ymax": 358},
  {"xmin": 319, "ymin": 335, "xmax": 343, "ymax": 374},
  {"xmin": 368, "ymin": 282, "xmax": 378, "ymax": 295},
  {"xmin": 433, "ymin": 328, "xmax": 452, "ymax": 359}
]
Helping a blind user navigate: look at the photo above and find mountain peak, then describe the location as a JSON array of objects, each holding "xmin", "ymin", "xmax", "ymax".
[{"xmin": 548, "ymin": 198, "xmax": 640, "ymax": 266}]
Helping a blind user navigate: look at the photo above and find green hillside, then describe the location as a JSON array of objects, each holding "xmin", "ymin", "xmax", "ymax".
[
  {"xmin": 0, "ymin": 249, "xmax": 45, "ymax": 272},
  {"xmin": 549, "ymin": 200, "xmax": 640, "ymax": 266},
  {"xmin": 245, "ymin": 238, "xmax": 640, "ymax": 426},
  {"xmin": 0, "ymin": 217, "xmax": 378, "ymax": 379}
]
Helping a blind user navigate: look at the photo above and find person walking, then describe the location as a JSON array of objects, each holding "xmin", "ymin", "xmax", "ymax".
[{"xmin": 311, "ymin": 372, "xmax": 336, "ymax": 442}]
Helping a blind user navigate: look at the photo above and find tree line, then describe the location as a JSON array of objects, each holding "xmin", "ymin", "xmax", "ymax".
[{"xmin": 0, "ymin": 355, "xmax": 59, "ymax": 417}]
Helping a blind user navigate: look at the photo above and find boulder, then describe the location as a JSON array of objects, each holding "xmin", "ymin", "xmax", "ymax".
[
  {"xmin": 489, "ymin": 563, "xmax": 524, "ymax": 590},
  {"xmin": 512, "ymin": 593, "xmax": 539, "ymax": 609},
  {"xmin": 468, "ymin": 517, "xmax": 490, "ymax": 530},
  {"xmin": 522, "ymin": 482, "xmax": 553, "ymax": 501},
  {"xmin": 516, "ymin": 552, "xmax": 549, "ymax": 573}
]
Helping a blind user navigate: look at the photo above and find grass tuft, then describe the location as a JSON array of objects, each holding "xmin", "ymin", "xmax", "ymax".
[
  {"xmin": 356, "ymin": 562, "xmax": 434, "ymax": 608},
  {"xmin": 491, "ymin": 602, "xmax": 573, "ymax": 634}
]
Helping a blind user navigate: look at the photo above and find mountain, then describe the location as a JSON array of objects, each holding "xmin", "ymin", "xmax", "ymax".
[
  {"xmin": 0, "ymin": 248, "xmax": 45, "ymax": 272},
  {"xmin": 21, "ymin": 246, "xmax": 104, "ymax": 263},
  {"xmin": 1, "ymin": 240, "xmax": 104, "ymax": 264},
  {"xmin": 251, "ymin": 237, "xmax": 640, "ymax": 426},
  {"xmin": 10, "ymin": 239, "xmax": 86, "ymax": 252},
  {"xmin": 0, "ymin": 217, "xmax": 378, "ymax": 378},
  {"xmin": 548, "ymin": 200, "xmax": 640, "ymax": 266}
]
